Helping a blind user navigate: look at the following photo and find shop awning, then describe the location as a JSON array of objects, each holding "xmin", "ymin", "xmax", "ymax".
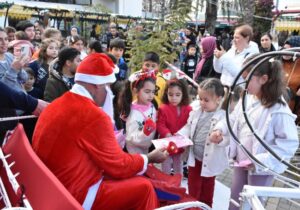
[
  {"xmin": 275, "ymin": 20, "xmax": 300, "ymax": 32},
  {"xmin": 0, "ymin": 4, "xmax": 34, "ymax": 20}
]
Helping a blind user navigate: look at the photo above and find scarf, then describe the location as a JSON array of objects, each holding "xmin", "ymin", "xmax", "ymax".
[{"xmin": 193, "ymin": 36, "xmax": 216, "ymax": 80}]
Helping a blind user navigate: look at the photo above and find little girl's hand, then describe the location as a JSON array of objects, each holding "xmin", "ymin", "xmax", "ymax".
[{"xmin": 209, "ymin": 130, "xmax": 223, "ymax": 144}]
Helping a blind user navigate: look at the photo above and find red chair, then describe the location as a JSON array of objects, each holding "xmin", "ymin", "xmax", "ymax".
[{"xmin": 1, "ymin": 124, "xmax": 82, "ymax": 210}]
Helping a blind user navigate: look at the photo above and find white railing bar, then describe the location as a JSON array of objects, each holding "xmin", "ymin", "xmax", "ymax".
[
  {"xmin": 0, "ymin": 148, "xmax": 33, "ymax": 209},
  {"xmin": 0, "ymin": 178, "xmax": 12, "ymax": 207},
  {"xmin": 155, "ymin": 201, "xmax": 211, "ymax": 210},
  {"xmin": 243, "ymin": 185, "xmax": 300, "ymax": 199}
]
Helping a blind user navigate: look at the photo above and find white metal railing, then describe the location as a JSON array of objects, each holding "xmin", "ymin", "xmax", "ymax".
[
  {"xmin": 0, "ymin": 148, "xmax": 33, "ymax": 210},
  {"xmin": 0, "ymin": 115, "xmax": 37, "ymax": 122},
  {"xmin": 239, "ymin": 185, "xmax": 300, "ymax": 210},
  {"xmin": 155, "ymin": 201, "xmax": 211, "ymax": 210}
]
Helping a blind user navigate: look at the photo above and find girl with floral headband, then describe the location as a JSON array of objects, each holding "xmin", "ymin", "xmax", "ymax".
[{"xmin": 119, "ymin": 69, "xmax": 158, "ymax": 154}]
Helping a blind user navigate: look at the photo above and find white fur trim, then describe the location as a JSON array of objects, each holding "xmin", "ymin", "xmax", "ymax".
[{"xmin": 75, "ymin": 73, "xmax": 116, "ymax": 84}]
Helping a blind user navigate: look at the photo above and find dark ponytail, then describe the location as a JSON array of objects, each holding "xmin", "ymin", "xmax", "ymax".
[
  {"xmin": 54, "ymin": 47, "xmax": 80, "ymax": 75},
  {"xmin": 251, "ymin": 60, "xmax": 285, "ymax": 108},
  {"xmin": 260, "ymin": 60, "xmax": 285, "ymax": 107},
  {"xmin": 118, "ymin": 80, "xmax": 133, "ymax": 118}
]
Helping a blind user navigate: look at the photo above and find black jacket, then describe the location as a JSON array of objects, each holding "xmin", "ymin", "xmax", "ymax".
[
  {"xmin": 195, "ymin": 56, "xmax": 221, "ymax": 83},
  {"xmin": 44, "ymin": 60, "xmax": 74, "ymax": 102}
]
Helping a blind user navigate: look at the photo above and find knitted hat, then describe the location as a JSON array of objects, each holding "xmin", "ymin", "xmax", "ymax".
[
  {"xmin": 75, "ymin": 53, "xmax": 116, "ymax": 85},
  {"xmin": 285, "ymin": 36, "xmax": 300, "ymax": 47}
]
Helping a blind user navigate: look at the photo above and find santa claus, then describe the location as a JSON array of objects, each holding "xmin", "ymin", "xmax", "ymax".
[{"xmin": 32, "ymin": 53, "xmax": 168, "ymax": 210}]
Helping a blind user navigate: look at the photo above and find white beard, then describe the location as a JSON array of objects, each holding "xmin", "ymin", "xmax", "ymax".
[{"xmin": 102, "ymin": 85, "xmax": 115, "ymax": 124}]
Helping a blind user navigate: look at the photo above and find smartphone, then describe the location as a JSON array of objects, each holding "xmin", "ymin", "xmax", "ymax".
[
  {"xmin": 216, "ymin": 39, "xmax": 222, "ymax": 51},
  {"xmin": 21, "ymin": 45, "xmax": 30, "ymax": 57}
]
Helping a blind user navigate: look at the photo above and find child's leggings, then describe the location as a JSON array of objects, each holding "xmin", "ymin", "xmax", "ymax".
[
  {"xmin": 161, "ymin": 154, "xmax": 183, "ymax": 175},
  {"xmin": 188, "ymin": 159, "xmax": 215, "ymax": 207},
  {"xmin": 229, "ymin": 167, "xmax": 274, "ymax": 210}
]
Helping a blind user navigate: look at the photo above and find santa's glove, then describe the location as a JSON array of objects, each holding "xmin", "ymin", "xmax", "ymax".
[{"xmin": 143, "ymin": 118, "xmax": 156, "ymax": 136}]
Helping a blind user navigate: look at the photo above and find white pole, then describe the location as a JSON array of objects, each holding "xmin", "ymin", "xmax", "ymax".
[{"xmin": 164, "ymin": 61, "xmax": 199, "ymax": 87}]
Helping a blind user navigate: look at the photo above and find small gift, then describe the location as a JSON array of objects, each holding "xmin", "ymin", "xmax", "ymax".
[{"xmin": 152, "ymin": 135, "xmax": 193, "ymax": 155}]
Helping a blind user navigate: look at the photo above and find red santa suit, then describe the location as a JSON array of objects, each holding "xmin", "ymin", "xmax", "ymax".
[{"xmin": 32, "ymin": 53, "xmax": 158, "ymax": 210}]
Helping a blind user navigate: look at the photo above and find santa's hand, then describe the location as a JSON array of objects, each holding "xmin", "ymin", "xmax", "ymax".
[
  {"xmin": 209, "ymin": 129, "xmax": 223, "ymax": 144},
  {"xmin": 143, "ymin": 118, "xmax": 156, "ymax": 136},
  {"xmin": 147, "ymin": 148, "xmax": 168, "ymax": 164}
]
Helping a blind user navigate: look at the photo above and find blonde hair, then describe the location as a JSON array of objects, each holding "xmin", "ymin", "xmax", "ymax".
[{"xmin": 235, "ymin": 24, "xmax": 253, "ymax": 42}]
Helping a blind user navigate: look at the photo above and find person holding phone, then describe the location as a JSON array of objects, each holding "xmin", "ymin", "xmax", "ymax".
[
  {"xmin": 213, "ymin": 24, "xmax": 259, "ymax": 87},
  {"xmin": 193, "ymin": 36, "xmax": 220, "ymax": 83},
  {"xmin": 0, "ymin": 28, "xmax": 29, "ymax": 91}
]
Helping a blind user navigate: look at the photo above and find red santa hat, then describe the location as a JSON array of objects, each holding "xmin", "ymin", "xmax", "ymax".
[{"xmin": 75, "ymin": 53, "xmax": 116, "ymax": 85}]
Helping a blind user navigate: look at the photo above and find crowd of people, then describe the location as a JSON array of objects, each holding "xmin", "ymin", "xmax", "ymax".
[{"xmin": 0, "ymin": 19, "xmax": 300, "ymax": 209}]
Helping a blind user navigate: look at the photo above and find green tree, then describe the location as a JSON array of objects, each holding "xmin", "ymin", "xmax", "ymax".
[{"xmin": 128, "ymin": 0, "xmax": 192, "ymax": 72}]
